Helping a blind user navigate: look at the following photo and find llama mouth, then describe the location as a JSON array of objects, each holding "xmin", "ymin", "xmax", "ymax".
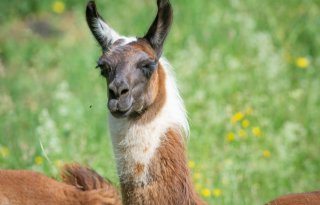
[{"xmin": 110, "ymin": 107, "xmax": 132, "ymax": 118}]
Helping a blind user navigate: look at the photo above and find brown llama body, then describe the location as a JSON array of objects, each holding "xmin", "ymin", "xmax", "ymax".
[
  {"xmin": 0, "ymin": 164, "xmax": 121, "ymax": 205},
  {"xmin": 266, "ymin": 191, "xmax": 320, "ymax": 205},
  {"xmin": 86, "ymin": 0, "xmax": 206, "ymax": 204}
]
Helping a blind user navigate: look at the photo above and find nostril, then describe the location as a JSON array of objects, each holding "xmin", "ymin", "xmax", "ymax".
[
  {"xmin": 109, "ymin": 88, "xmax": 116, "ymax": 98},
  {"xmin": 120, "ymin": 88, "xmax": 129, "ymax": 96}
]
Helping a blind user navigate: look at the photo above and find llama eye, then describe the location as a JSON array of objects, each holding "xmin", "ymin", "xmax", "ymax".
[
  {"xmin": 96, "ymin": 60, "xmax": 112, "ymax": 77},
  {"xmin": 96, "ymin": 59, "xmax": 111, "ymax": 70},
  {"xmin": 140, "ymin": 62, "xmax": 157, "ymax": 78},
  {"xmin": 95, "ymin": 60, "xmax": 104, "ymax": 69},
  {"xmin": 104, "ymin": 64, "xmax": 111, "ymax": 71},
  {"xmin": 101, "ymin": 65, "xmax": 111, "ymax": 77}
]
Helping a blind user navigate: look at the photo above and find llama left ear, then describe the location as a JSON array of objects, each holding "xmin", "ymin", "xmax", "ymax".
[
  {"xmin": 86, "ymin": 1, "xmax": 120, "ymax": 51},
  {"xmin": 143, "ymin": 0, "xmax": 173, "ymax": 60}
]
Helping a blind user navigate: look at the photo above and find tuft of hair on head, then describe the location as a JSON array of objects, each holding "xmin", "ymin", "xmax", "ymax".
[{"xmin": 61, "ymin": 163, "xmax": 114, "ymax": 191}]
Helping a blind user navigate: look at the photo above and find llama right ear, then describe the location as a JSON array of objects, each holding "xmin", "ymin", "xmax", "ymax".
[
  {"xmin": 86, "ymin": 1, "xmax": 120, "ymax": 51},
  {"xmin": 143, "ymin": 0, "xmax": 173, "ymax": 60}
]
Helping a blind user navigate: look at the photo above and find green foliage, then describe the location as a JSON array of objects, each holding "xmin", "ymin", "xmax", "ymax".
[{"xmin": 0, "ymin": 0, "xmax": 319, "ymax": 204}]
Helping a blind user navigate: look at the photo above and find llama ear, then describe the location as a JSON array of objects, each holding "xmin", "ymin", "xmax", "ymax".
[
  {"xmin": 143, "ymin": 0, "xmax": 173, "ymax": 60},
  {"xmin": 86, "ymin": 1, "xmax": 120, "ymax": 51}
]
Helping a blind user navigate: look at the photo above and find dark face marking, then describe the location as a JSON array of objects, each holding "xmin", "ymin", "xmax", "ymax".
[{"xmin": 96, "ymin": 39, "xmax": 158, "ymax": 118}]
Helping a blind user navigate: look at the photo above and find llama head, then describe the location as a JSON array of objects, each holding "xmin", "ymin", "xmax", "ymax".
[{"xmin": 86, "ymin": 0, "xmax": 173, "ymax": 119}]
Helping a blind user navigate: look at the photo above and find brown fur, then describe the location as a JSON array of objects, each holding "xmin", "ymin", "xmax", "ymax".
[
  {"xmin": 120, "ymin": 129, "xmax": 206, "ymax": 205},
  {"xmin": 131, "ymin": 40, "xmax": 160, "ymax": 118},
  {"xmin": 133, "ymin": 164, "xmax": 145, "ymax": 176},
  {"xmin": 132, "ymin": 61, "xmax": 167, "ymax": 124},
  {"xmin": 266, "ymin": 191, "xmax": 320, "ymax": 205},
  {"xmin": 61, "ymin": 163, "xmax": 121, "ymax": 205},
  {"xmin": 130, "ymin": 39, "xmax": 157, "ymax": 59},
  {"xmin": 0, "ymin": 164, "xmax": 121, "ymax": 205}
]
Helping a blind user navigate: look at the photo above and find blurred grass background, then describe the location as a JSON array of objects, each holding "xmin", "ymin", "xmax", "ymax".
[{"xmin": 0, "ymin": 0, "xmax": 319, "ymax": 204}]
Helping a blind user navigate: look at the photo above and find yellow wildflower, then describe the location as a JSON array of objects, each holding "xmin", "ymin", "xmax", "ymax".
[
  {"xmin": 222, "ymin": 177, "xmax": 229, "ymax": 185},
  {"xmin": 242, "ymin": 119, "xmax": 250, "ymax": 128},
  {"xmin": 224, "ymin": 159, "xmax": 233, "ymax": 166},
  {"xmin": 231, "ymin": 112, "xmax": 244, "ymax": 124},
  {"xmin": 193, "ymin": 172, "xmax": 202, "ymax": 180},
  {"xmin": 295, "ymin": 57, "xmax": 309, "ymax": 69},
  {"xmin": 226, "ymin": 132, "xmax": 235, "ymax": 142},
  {"xmin": 55, "ymin": 160, "xmax": 63, "ymax": 168},
  {"xmin": 212, "ymin": 188, "xmax": 222, "ymax": 197},
  {"xmin": 238, "ymin": 129, "xmax": 247, "ymax": 139},
  {"xmin": 52, "ymin": 1, "xmax": 65, "ymax": 14},
  {"xmin": 188, "ymin": 160, "xmax": 195, "ymax": 169},
  {"xmin": 0, "ymin": 146, "xmax": 9, "ymax": 158},
  {"xmin": 284, "ymin": 52, "xmax": 292, "ymax": 63},
  {"xmin": 195, "ymin": 183, "xmax": 202, "ymax": 192},
  {"xmin": 252, "ymin": 127, "xmax": 262, "ymax": 137},
  {"xmin": 245, "ymin": 106, "xmax": 254, "ymax": 115},
  {"xmin": 263, "ymin": 150, "xmax": 271, "ymax": 158},
  {"xmin": 201, "ymin": 188, "xmax": 211, "ymax": 198},
  {"xmin": 35, "ymin": 156, "xmax": 44, "ymax": 165}
]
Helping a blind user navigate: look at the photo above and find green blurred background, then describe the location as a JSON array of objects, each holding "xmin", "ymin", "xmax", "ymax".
[{"xmin": 0, "ymin": 0, "xmax": 319, "ymax": 204}]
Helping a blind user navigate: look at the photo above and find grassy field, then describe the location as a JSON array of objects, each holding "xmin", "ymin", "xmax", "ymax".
[{"xmin": 0, "ymin": 0, "xmax": 319, "ymax": 204}]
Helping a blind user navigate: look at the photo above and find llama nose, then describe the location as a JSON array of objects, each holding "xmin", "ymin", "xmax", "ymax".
[{"xmin": 109, "ymin": 80, "xmax": 129, "ymax": 98}]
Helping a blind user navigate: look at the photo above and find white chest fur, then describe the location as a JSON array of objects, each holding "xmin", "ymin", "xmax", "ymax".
[{"xmin": 109, "ymin": 110, "xmax": 166, "ymax": 185}]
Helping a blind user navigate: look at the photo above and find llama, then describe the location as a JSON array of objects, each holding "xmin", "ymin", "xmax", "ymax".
[
  {"xmin": 266, "ymin": 191, "xmax": 320, "ymax": 205},
  {"xmin": 0, "ymin": 164, "xmax": 121, "ymax": 205},
  {"xmin": 86, "ymin": 0, "xmax": 206, "ymax": 204}
]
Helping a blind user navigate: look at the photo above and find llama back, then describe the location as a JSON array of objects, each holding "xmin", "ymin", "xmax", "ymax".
[
  {"xmin": 0, "ymin": 168, "xmax": 96, "ymax": 205},
  {"xmin": 266, "ymin": 191, "xmax": 320, "ymax": 205}
]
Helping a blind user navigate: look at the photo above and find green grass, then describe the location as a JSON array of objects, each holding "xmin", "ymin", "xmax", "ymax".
[{"xmin": 0, "ymin": 0, "xmax": 319, "ymax": 204}]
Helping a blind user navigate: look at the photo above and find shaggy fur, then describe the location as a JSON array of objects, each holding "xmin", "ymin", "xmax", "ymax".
[
  {"xmin": 266, "ymin": 191, "xmax": 320, "ymax": 205},
  {"xmin": 0, "ymin": 164, "xmax": 121, "ymax": 205}
]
